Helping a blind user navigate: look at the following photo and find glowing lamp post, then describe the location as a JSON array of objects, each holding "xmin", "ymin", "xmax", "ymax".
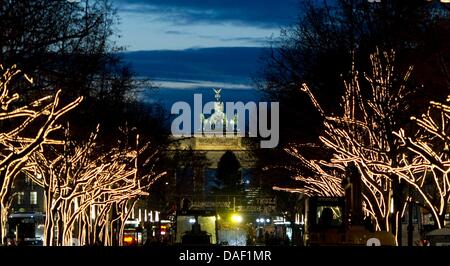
[
  {"xmin": 230, "ymin": 214, "xmax": 243, "ymax": 246},
  {"xmin": 231, "ymin": 214, "xmax": 243, "ymax": 224}
]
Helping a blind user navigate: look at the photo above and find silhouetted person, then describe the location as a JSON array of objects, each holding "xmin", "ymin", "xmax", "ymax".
[
  {"xmin": 246, "ymin": 233, "xmax": 254, "ymax": 246},
  {"xmin": 269, "ymin": 232, "xmax": 275, "ymax": 245},
  {"xmin": 182, "ymin": 198, "xmax": 191, "ymax": 210},
  {"xmin": 191, "ymin": 222, "xmax": 201, "ymax": 234},
  {"xmin": 182, "ymin": 222, "xmax": 211, "ymax": 245},
  {"xmin": 257, "ymin": 228, "xmax": 264, "ymax": 243}
]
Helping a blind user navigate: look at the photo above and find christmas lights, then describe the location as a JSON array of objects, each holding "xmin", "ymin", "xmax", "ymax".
[
  {"xmin": 382, "ymin": 98, "xmax": 450, "ymax": 229},
  {"xmin": 0, "ymin": 64, "xmax": 82, "ymax": 244},
  {"xmin": 282, "ymin": 50, "xmax": 413, "ymax": 236},
  {"xmin": 26, "ymin": 127, "xmax": 165, "ymax": 245}
]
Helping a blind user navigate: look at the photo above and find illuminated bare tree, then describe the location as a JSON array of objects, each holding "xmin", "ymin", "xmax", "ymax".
[
  {"xmin": 378, "ymin": 97, "xmax": 450, "ymax": 229},
  {"xmin": 0, "ymin": 64, "xmax": 82, "ymax": 244},
  {"xmin": 290, "ymin": 49, "xmax": 414, "ymax": 237},
  {"xmin": 273, "ymin": 145, "xmax": 344, "ymax": 197},
  {"xmin": 26, "ymin": 126, "xmax": 165, "ymax": 246}
]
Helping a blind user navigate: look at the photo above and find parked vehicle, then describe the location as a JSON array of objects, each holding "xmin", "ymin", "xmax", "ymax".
[
  {"xmin": 425, "ymin": 228, "xmax": 450, "ymax": 246},
  {"xmin": 7, "ymin": 212, "xmax": 45, "ymax": 246}
]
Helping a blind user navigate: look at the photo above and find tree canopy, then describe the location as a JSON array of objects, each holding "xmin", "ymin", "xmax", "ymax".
[{"xmin": 215, "ymin": 150, "xmax": 242, "ymax": 195}]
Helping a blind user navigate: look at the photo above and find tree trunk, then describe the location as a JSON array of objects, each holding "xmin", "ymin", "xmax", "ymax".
[
  {"xmin": 0, "ymin": 202, "xmax": 8, "ymax": 245},
  {"xmin": 57, "ymin": 210, "xmax": 64, "ymax": 246},
  {"xmin": 44, "ymin": 210, "xmax": 55, "ymax": 246},
  {"xmin": 437, "ymin": 213, "xmax": 445, "ymax": 230},
  {"xmin": 44, "ymin": 189, "xmax": 56, "ymax": 246}
]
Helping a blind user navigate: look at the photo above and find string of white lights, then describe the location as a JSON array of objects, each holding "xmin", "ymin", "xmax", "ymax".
[{"xmin": 0, "ymin": 64, "xmax": 82, "ymax": 244}]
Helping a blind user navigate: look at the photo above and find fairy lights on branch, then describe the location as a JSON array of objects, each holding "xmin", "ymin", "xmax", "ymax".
[
  {"xmin": 0, "ymin": 64, "xmax": 82, "ymax": 245},
  {"xmin": 0, "ymin": 63, "xmax": 165, "ymax": 246},
  {"xmin": 273, "ymin": 145, "xmax": 345, "ymax": 197},
  {"xmin": 26, "ymin": 125, "xmax": 165, "ymax": 246},
  {"xmin": 380, "ymin": 98, "xmax": 450, "ymax": 229},
  {"xmin": 281, "ymin": 49, "xmax": 414, "ymax": 236}
]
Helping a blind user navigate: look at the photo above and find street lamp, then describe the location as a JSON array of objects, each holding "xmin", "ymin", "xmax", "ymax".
[
  {"xmin": 230, "ymin": 213, "xmax": 243, "ymax": 246},
  {"xmin": 231, "ymin": 214, "xmax": 243, "ymax": 224}
]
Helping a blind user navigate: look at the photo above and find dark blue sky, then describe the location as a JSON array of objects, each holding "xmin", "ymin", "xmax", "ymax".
[
  {"xmin": 112, "ymin": 0, "xmax": 299, "ymax": 50},
  {"xmin": 124, "ymin": 47, "xmax": 268, "ymax": 104},
  {"xmin": 112, "ymin": 0, "xmax": 302, "ymax": 107}
]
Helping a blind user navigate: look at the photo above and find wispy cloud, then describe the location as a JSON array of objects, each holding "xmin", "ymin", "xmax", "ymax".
[
  {"xmin": 113, "ymin": 0, "xmax": 298, "ymax": 28},
  {"xmin": 196, "ymin": 34, "xmax": 271, "ymax": 45},
  {"xmin": 219, "ymin": 36, "xmax": 270, "ymax": 45},
  {"xmin": 164, "ymin": 30, "xmax": 185, "ymax": 35},
  {"xmin": 153, "ymin": 79, "xmax": 252, "ymax": 90}
]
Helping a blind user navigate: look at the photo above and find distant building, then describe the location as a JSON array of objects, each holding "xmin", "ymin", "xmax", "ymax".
[
  {"xmin": 10, "ymin": 174, "xmax": 45, "ymax": 213},
  {"xmin": 165, "ymin": 89, "xmax": 277, "ymax": 219}
]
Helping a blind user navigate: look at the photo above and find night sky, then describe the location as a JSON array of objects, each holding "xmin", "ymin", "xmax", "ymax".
[
  {"xmin": 111, "ymin": 0, "xmax": 301, "ymax": 108},
  {"xmin": 113, "ymin": 0, "xmax": 299, "ymax": 50}
]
